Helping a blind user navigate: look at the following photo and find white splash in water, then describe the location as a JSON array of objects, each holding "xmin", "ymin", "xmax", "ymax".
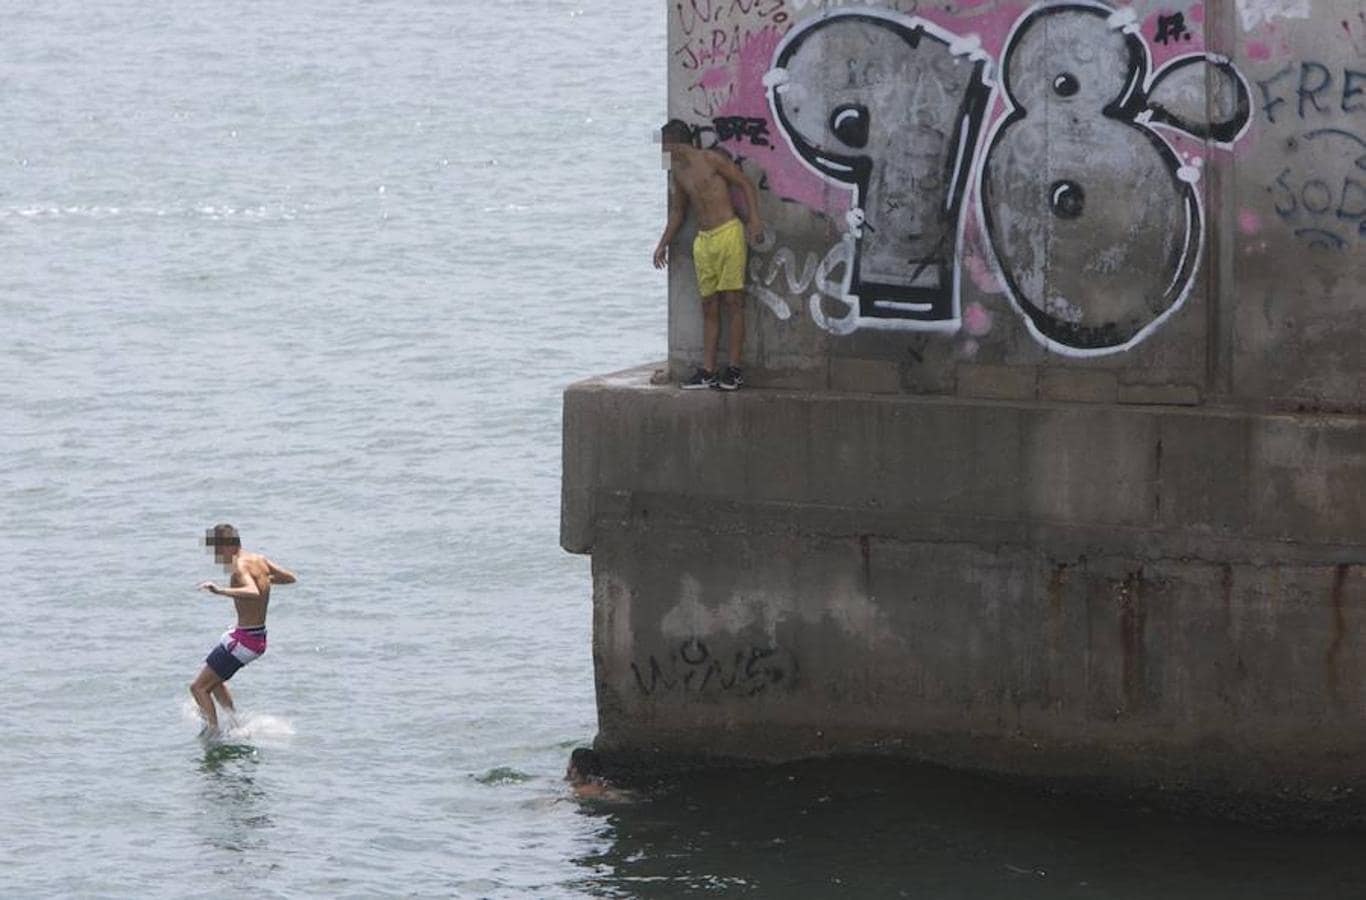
[{"xmin": 180, "ymin": 698, "xmax": 296, "ymax": 746}]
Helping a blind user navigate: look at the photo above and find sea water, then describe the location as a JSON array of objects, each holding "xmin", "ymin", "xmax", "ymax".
[{"xmin": 2, "ymin": 1, "xmax": 1365, "ymax": 897}]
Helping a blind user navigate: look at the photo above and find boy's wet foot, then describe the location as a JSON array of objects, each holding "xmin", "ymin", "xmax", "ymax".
[
  {"xmin": 716, "ymin": 366, "xmax": 744, "ymax": 391},
  {"xmin": 681, "ymin": 368, "xmax": 718, "ymax": 390}
]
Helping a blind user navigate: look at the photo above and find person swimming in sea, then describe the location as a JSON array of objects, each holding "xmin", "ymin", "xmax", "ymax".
[
  {"xmin": 191, "ymin": 523, "xmax": 297, "ymax": 737},
  {"xmin": 565, "ymin": 748, "xmax": 636, "ymax": 802}
]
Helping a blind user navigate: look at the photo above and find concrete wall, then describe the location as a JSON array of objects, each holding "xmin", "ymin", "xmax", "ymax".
[
  {"xmin": 564, "ymin": 367, "xmax": 1364, "ymax": 804},
  {"xmin": 559, "ymin": 0, "xmax": 1365, "ymax": 812},
  {"xmin": 665, "ymin": 0, "xmax": 1364, "ymax": 411}
]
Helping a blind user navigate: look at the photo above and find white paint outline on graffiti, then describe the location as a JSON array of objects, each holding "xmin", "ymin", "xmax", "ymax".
[
  {"xmin": 974, "ymin": 0, "xmax": 1248, "ymax": 358},
  {"xmin": 764, "ymin": 7, "xmax": 997, "ymax": 336},
  {"xmin": 742, "ymin": 1, "xmax": 1251, "ymax": 355}
]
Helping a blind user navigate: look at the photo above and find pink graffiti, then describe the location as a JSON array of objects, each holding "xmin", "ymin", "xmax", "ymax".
[
  {"xmin": 675, "ymin": 0, "xmax": 790, "ymax": 37},
  {"xmin": 707, "ymin": 5, "xmax": 1029, "ymax": 216},
  {"xmin": 915, "ymin": 5, "xmax": 1023, "ymax": 60},
  {"xmin": 1238, "ymin": 209, "xmax": 1262, "ymax": 235},
  {"xmin": 710, "ymin": 26, "xmax": 841, "ymax": 213},
  {"xmin": 672, "ymin": 0, "xmax": 791, "ymax": 74},
  {"xmin": 962, "ymin": 301, "xmax": 995, "ymax": 336},
  {"xmin": 697, "ymin": 66, "xmax": 731, "ymax": 90},
  {"xmin": 1141, "ymin": 10, "xmax": 1207, "ymax": 69},
  {"xmin": 964, "ymin": 250, "xmax": 1006, "ymax": 296},
  {"xmin": 701, "ymin": 5, "xmax": 1240, "ymax": 225},
  {"xmin": 1245, "ymin": 40, "xmax": 1273, "ymax": 61}
]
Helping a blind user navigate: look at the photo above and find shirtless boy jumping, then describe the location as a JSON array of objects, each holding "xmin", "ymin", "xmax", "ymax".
[
  {"xmin": 653, "ymin": 119, "xmax": 762, "ymax": 391},
  {"xmin": 191, "ymin": 524, "xmax": 296, "ymax": 735}
]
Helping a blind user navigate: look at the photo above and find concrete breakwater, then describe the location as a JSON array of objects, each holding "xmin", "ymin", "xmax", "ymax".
[
  {"xmin": 562, "ymin": 369, "xmax": 1362, "ymax": 815},
  {"xmin": 562, "ymin": 0, "xmax": 1364, "ymax": 817}
]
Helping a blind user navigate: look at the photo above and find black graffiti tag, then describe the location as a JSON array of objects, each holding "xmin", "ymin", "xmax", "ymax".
[
  {"xmin": 1153, "ymin": 13, "xmax": 1192, "ymax": 45},
  {"xmin": 630, "ymin": 638, "xmax": 798, "ymax": 698},
  {"xmin": 1267, "ymin": 129, "xmax": 1366, "ymax": 250},
  {"xmin": 713, "ymin": 115, "xmax": 772, "ymax": 146},
  {"xmin": 1256, "ymin": 62, "xmax": 1366, "ymax": 125},
  {"xmin": 1255, "ymin": 63, "xmax": 1366, "ymax": 250},
  {"xmin": 756, "ymin": 3, "xmax": 1252, "ymax": 353}
]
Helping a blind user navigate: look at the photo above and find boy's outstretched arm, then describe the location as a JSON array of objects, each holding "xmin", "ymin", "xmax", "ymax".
[
  {"xmin": 654, "ymin": 173, "xmax": 688, "ymax": 269},
  {"xmin": 266, "ymin": 558, "xmax": 297, "ymax": 585},
  {"xmin": 713, "ymin": 153, "xmax": 763, "ymax": 244}
]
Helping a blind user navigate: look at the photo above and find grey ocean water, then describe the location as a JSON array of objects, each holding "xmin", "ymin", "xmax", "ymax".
[{"xmin": 2, "ymin": 2, "xmax": 1365, "ymax": 898}]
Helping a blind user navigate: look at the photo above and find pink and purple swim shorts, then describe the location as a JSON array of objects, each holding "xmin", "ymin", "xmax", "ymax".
[{"xmin": 205, "ymin": 625, "xmax": 267, "ymax": 681}]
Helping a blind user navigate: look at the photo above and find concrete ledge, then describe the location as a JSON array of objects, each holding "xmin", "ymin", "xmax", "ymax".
[
  {"xmin": 563, "ymin": 365, "xmax": 1365, "ymax": 554},
  {"xmin": 1119, "ymin": 382, "xmax": 1203, "ymax": 406},
  {"xmin": 563, "ymin": 365, "xmax": 1366, "ymax": 813},
  {"xmin": 956, "ymin": 364, "xmax": 1037, "ymax": 401},
  {"xmin": 1040, "ymin": 369, "xmax": 1119, "ymax": 404},
  {"xmin": 829, "ymin": 357, "xmax": 902, "ymax": 394}
]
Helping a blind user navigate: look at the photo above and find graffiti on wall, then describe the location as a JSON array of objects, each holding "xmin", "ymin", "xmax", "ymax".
[
  {"xmin": 768, "ymin": 11, "xmax": 993, "ymax": 331},
  {"xmin": 675, "ymin": 0, "xmax": 792, "ymax": 116},
  {"xmin": 979, "ymin": 4, "xmax": 1250, "ymax": 354},
  {"xmin": 756, "ymin": 2, "xmax": 1251, "ymax": 355},
  {"xmin": 1255, "ymin": 61, "xmax": 1366, "ymax": 251},
  {"xmin": 1234, "ymin": 0, "xmax": 1310, "ymax": 33},
  {"xmin": 630, "ymin": 638, "xmax": 798, "ymax": 698}
]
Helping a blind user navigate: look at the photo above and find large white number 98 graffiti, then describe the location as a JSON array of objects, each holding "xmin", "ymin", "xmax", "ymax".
[{"xmin": 767, "ymin": 3, "xmax": 1251, "ymax": 356}]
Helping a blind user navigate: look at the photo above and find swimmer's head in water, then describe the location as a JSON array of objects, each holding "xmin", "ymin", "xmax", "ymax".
[
  {"xmin": 205, "ymin": 523, "xmax": 241, "ymax": 562},
  {"xmin": 566, "ymin": 748, "xmax": 604, "ymax": 784}
]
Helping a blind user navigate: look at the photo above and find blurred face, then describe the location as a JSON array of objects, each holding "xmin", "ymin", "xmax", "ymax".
[
  {"xmin": 661, "ymin": 128, "xmax": 693, "ymax": 161},
  {"xmin": 208, "ymin": 540, "xmax": 239, "ymax": 566}
]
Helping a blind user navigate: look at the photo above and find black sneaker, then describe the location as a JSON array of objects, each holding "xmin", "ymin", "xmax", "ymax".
[
  {"xmin": 680, "ymin": 367, "xmax": 717, "ymax": 390},
  {"xmin": 716, "ymin": 366, "xmax": 744, "ymax": 391}
]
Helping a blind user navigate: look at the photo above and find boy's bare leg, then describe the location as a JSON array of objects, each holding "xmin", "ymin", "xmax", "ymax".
[
  {"xmin": 702, "ymin": 295, "xmax": 720, "ymax": 373},
  {"xmin": 189, "ymin": 667, "xmax": 222, "ymax": 733},
  {"xmin": 211, "ymin": 682, "xmax": 237, "ymax": 732},
  {"xmin": 211, "ymin": 682, "xmax": 235, "ymax": 715},
  {"xmin": 723, "ymin": 291, "xmax": 745, "ymax": 368}
]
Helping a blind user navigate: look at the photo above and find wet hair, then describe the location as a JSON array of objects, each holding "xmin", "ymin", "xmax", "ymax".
[
  {"xmin": 660, "ymin": 119, "xmax": 694, "ymax": 147},
  {"xmin": 569, "ymin": 748, "xmax": 603, "ymax": 778},
  {"xmin": 205, "ymin": 523, "xmax": 240, "ymax": 549}
]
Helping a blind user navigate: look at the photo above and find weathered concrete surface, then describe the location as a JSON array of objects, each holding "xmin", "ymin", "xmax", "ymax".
[{"xmin": 564, "ymin": 365, "xmax": 1365, "ymax": 808}]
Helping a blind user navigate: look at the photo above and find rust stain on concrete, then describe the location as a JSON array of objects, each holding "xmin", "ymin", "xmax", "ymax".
[
  {"xmin": 1118, "ymin": 569, "xmax": 1147, "ymax": 714},
  {"xmin": 1326, "ymin": 564, "xmax": 1351, "ymax": 705}
]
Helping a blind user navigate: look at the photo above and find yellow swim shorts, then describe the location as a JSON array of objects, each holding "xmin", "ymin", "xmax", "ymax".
[{"xmin": 692, "ymin": 218, "xmax": 747, "ymax": 298}]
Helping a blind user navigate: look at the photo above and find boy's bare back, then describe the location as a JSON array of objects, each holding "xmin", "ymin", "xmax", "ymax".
[{"xmin": 669, "ymin": 147, "xmax": 749, "ymax": 231}]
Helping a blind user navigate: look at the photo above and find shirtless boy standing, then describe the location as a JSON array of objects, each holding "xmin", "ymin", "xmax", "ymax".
[
  {"xmin": 191, "ymin": 524, "xmax": 296, "ymax": 735},
  {"xmin": 653, "ymin": 119, "xmax": 763, "ymax": 391}
]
